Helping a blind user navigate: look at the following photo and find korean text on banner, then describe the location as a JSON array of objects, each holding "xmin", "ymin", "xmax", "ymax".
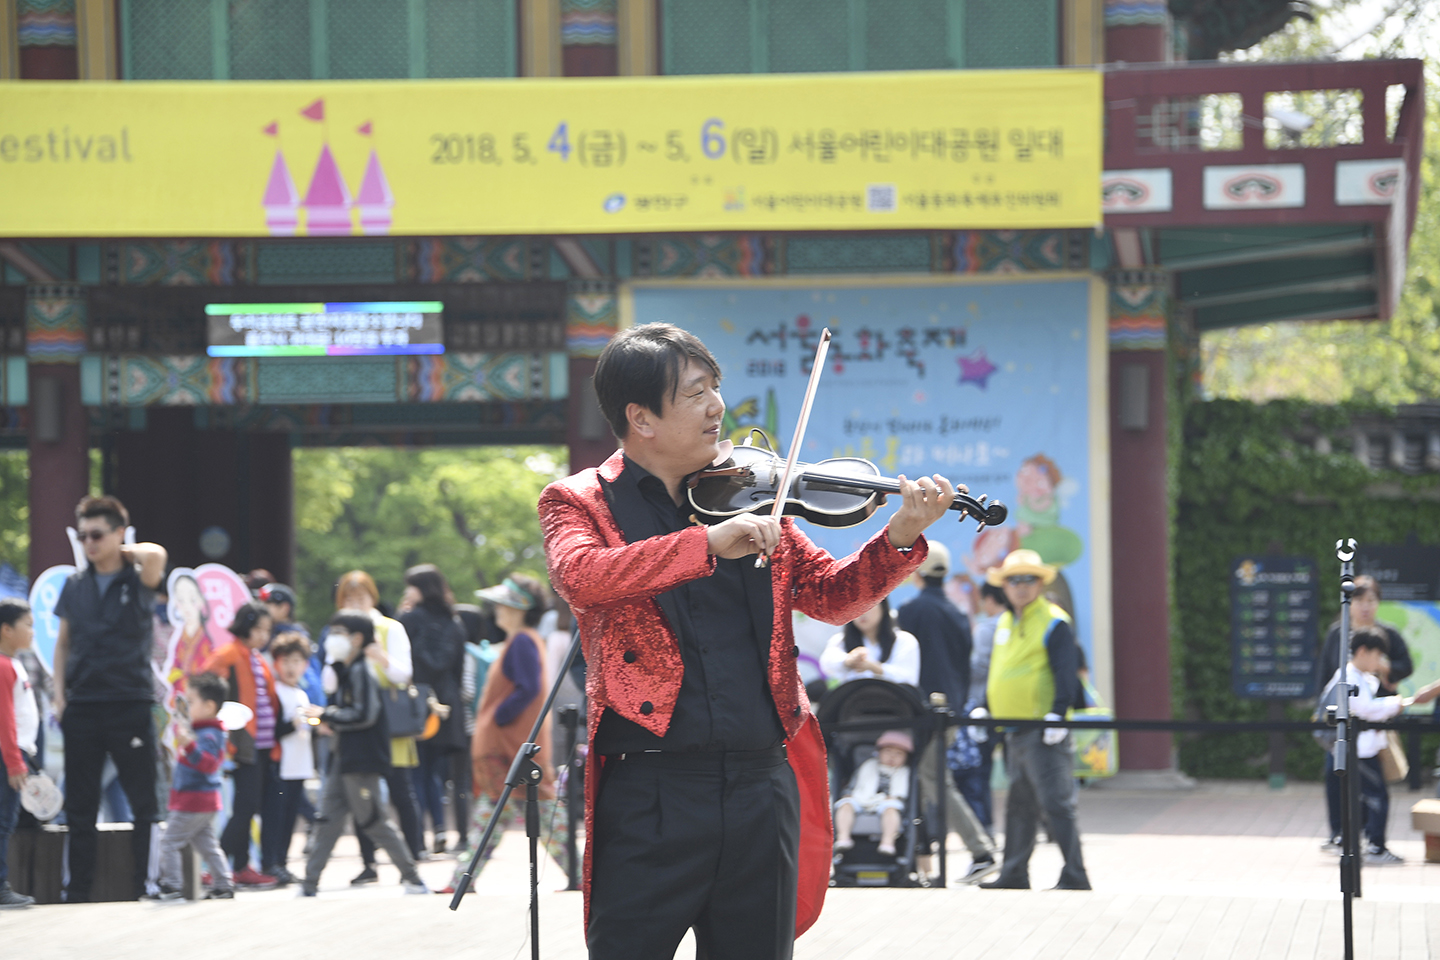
[{"xmin": 0, "ymin": 71, "xmax": 1102, "ymax": 237}]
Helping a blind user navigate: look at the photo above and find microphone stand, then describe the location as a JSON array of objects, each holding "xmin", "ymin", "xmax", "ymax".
[
  {"xmin": 1330, "ymin": 539, "xmax": 1359, "ymax": 960},
  {"xmin": 448, "ymin": 625, "xmax": 586, "ymax": 960}
]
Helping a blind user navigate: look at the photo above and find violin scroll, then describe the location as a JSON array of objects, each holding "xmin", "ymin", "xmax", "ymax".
[{"xmin": 952, "ymin": 492, "xmax": 1008, "ymax": 532}]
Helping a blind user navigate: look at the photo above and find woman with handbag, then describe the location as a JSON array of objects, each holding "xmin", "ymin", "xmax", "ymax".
[
  {"xmin": 398, "ymin": 564, "xmax": 468, "ymax": 855},
  {"xmin": 331, "ymin": 570, "xmax": 426, "ymax": 882},
  {"xmin": 444, "ymin": 573, "xmax": 569, "ymax": 893}
]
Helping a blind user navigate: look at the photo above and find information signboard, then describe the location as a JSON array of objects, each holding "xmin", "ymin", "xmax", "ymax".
[
  {"xmin": 1356, "ymin": 544, "xmax": 1440, "ymax": 713},
  {"xmin": 1231, "ymin": 556, "xmax": 1319, "ymax": 699},
  {"xmin": 205, "ymin": 301, "xmax": 443, "ymax": 356}
]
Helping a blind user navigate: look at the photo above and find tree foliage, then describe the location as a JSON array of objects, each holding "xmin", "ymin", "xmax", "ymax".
[
  {"xmin": 0, "ymin": 451, "xmax": 29, "ymax": 577},
  {"xmin": 1175, "ymin": 399, "xmax": 1440, "ymax": 778},
  {"xmin": 291, "ymin": 446, "xmax": 566, "ymax": 633},
  {"xmin": 1203, "ymin": 1, "xmax": 1440, "ymax": 404}
]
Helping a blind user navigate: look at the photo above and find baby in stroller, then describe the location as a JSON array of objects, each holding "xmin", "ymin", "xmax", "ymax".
[{"xmin": 834, "ymin": 730, "xmax": 912, "ymax": 856}]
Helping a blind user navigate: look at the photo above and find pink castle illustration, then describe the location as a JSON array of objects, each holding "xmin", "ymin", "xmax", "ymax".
[
  {"xmin": 263, "ymin": 150, "xmax": 299, "ymax": 236},
  {"xmin": 355, "ymin": 120, "xmax": 393, "ymax": 235},
  {"xmin": 261, "ymin": 106, "xmax": 394, "ymax": 237},
  {"xmin": 302, "ymin": 143, "xmax": 354, "ymax": 236}
]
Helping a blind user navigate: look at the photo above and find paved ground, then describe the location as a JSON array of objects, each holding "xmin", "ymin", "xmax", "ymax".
[{"xmin": 7, "ymin": 779, "xmax": 1440, "ymax": 959}]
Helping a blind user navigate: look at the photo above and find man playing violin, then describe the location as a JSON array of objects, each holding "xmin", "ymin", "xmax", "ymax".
[{"xmin": 539, "ymin": 322, "xmax": 959, "ymax": 960}]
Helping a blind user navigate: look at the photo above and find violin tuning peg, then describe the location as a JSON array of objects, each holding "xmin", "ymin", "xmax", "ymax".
[
  {"xmin": 978, "ymin": 494, "xmax": 988, "ymax": 504},
  {"xmin": 975, "ymin": 520, "xmax": 987, "ymax": 533}
]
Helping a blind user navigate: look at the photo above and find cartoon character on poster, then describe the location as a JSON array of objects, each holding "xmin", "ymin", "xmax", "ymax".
[
  {"xmin": 159, "ymin": 564, "xmax": 251, "ymax": 749},
  {"xmin": 26, "ymin": 564, "xmax": 75, "ymax": 672},
  {"xmin": 965, "ymin": 452, "xmax": 1085, "ymax": 618}
]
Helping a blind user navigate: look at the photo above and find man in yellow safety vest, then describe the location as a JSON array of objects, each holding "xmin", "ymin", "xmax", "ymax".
[{"xmin": 973, "ymin": 549, "xmax": 1090, "ymax": 891}]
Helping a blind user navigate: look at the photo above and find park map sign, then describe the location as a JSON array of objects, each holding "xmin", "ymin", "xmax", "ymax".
[
  {"xmin": 1230, "ymin": 556, "xmax": 1319, "ymax": 700},
  {"xmin": 0, "ymin": 71, "xmax": 1101, "ymax": 236}
]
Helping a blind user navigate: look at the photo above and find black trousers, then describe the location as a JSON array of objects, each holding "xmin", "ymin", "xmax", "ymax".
[
  {"xmin": 261, "ymin": 761, "xmax": 306, "ymax": 871},
  {"xmin": 586, "ymin": 747, "xmax": 799, "ymax": 960},
  {"xmin": 61, "ymin": 700, "xmax": 158, "ymax": 901},
  {"xmin": 221, "ymin": 759, "xmax": 273, "ymax": 872},
  {"xmin": 357, "ymin": 766, "xmax": 424, "ymax": 863}
]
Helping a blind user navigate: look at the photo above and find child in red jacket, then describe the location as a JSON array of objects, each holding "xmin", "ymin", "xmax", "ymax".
[
  {"xmin": 0, "ymin": 598, "xmax": 38, "ymax": 909},
  {"xmin": 155, "ymin": 672, "xmax": 235, "ymax": 901}
]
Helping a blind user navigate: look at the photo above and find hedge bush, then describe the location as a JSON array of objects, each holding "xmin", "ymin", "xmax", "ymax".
[{"xmin": 1174, "ymin": 399, "xmax": 1440, "ymax": 779}]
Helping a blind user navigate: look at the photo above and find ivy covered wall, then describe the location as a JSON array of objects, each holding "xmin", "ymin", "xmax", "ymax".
[{"xmin": 1173, "ymin": 399, "xmax": 1440, "ymax": 779}]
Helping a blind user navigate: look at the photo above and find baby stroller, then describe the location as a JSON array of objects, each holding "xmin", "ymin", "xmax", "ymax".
[{"xmin": 816, "ymin": 678, "xmax": 934, "ymax": 888}]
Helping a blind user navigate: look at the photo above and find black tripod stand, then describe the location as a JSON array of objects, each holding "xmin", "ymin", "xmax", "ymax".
[
  {"xmin": 1328, "ymin": 539, "xmax": 1361, "ymax": 960},
  {"xmin": 448, "ymin": 627, "xmax": 585, "ymax": 960}
]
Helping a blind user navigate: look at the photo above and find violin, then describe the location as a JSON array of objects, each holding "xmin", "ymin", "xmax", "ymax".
[{"xmin": 687, "ymin": 432, "xmax": 1008, "ymax": 532}]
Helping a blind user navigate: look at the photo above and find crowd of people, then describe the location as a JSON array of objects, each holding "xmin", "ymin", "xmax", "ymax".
[
  {"xmin": 0, "ymin": 493, "xmax": 581, "ymax": 907},
  {"xmin": 1, "ymin": 466, "xmax": 1434, "ymax": 920},
  {"xmin": 0, "ymin": 485, "xmax": 1101, "ymax": 909},
  {"xmin": 819, "ymin": 542, "xmax": 1090, "ymax": 891}
]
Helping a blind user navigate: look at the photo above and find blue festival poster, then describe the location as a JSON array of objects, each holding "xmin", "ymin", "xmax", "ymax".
[{"xmin": 628, "ymin": 277, "xmax": 1106, "ymax": 673}]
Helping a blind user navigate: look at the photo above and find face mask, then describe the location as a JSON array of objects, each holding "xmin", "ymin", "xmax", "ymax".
[{"xmin": 324, "ymin": 633, "xmax": 352, "ymax": 664}]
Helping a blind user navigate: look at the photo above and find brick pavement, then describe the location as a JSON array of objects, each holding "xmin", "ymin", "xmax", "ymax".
[{"xmin": 6, "ymin": 779, "xmax": 1440, "ymax": 959}]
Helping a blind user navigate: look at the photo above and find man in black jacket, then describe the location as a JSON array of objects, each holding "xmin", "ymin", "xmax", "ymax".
[
  {"xmin": 299, "ymin": 611, "xmax": 428, "ymax": 897},
  {"xmin": 898, "ymin": 542, "xmax": 972, "ymax": 708},
  {"xmin": 52, "ymin": 496, "xmax": 167, "ymax": 902},
  {"xmin": 896, "ymin": 543, "xmax": 998, "ymax": 883}
]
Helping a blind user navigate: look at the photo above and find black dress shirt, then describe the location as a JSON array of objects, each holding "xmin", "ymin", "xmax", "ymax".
[{"xmin": 594, "ymin": 457, "xmax": 785, "ymax": 755}]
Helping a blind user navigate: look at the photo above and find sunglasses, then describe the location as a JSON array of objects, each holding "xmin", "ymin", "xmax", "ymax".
[
  {"xmin": 1005, "ymin": 575, "xmax": 1040, "ymax": 585},
  {"xmin": 79, "ymin": 529, "xmax": 115, "ymax": 542}
]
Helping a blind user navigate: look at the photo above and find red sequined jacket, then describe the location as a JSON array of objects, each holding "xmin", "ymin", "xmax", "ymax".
[{"xmin": 539, "ymin": 450, "xmax": 928, "ymax": 936}]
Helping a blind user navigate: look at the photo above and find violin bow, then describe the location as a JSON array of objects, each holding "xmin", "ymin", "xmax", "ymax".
[{"xmin": 758, "ymin": 328, "xmax": 832, "ymax": 568}]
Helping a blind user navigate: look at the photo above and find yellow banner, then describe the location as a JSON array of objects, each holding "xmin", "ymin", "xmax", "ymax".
[{"xmin": 0, "ymin": 72, "xmax": 1101, "ymax": 237}]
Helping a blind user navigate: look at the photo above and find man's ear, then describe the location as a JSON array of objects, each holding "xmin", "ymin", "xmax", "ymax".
[{"xmin": 625, "ymin": 402, "xmax": 658, "ymax": 439}]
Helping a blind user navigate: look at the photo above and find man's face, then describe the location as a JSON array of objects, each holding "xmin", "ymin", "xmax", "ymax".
[
  {"xmin": 1352, "ymin": 592, "xmax": 1378, "ymax": 626},
  {"xmin": 185, "ymin": 687, "xmax": 218, "ymax": 723},
  {"xmin": 264, "ymin": 601, "xmax": 290, "ymax": 624},
  {"xmin": 642, "ymin": 359, "xmax": 725, "ymax": 471},
  {"xmin": 1002, "ymin": 575, "xmax": 1045, "ymax": 612},
  {"xmin": 276, "ymin": 652, "xmax": 307, "ymax": 686},
  {"xmin": 1352, "ymin": 645, "xmax": 1385, "ymax": 675},
  {"xmin": 77, "ymin": 517, "xmax": 124, "ymax": 565}
]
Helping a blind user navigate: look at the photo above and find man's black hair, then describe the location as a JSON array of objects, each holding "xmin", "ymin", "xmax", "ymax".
[
  {"xmin": 188, "ymin": 671, "xmax": 229, "ymax": 708},
  {"xmin": 592, "ymin": 322, "xmax": 721, "ymax": 439},
  {"xmin": 75, "ymin": 495, "xmax": 129, "ymax": 530},
  {"xmin": 327, "ymin": 610, "xmax": 376, "ymax": 647},
  {"xmin": 229, "ymin": 600, "xmax": 270, "ymax": 640},
  {"xmin": 0, "ymin": 597, "xmax": 31, "ymax": 630},
  {"xmin": 1350, "ymin": 625, "xmax": 1389, "ymax": 656},
  {"xmin": 979, "ymin": 582, "xmax": 1008, "ymax": 608}
]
